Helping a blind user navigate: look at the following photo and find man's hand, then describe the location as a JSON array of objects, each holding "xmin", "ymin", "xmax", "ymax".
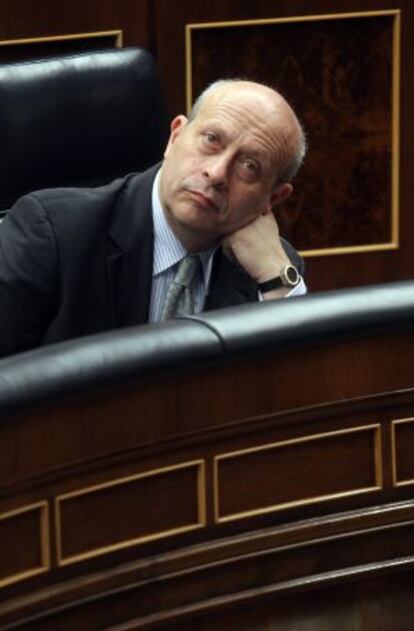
[{"xmin": 221, "ymin": 211, "xmax": 294, "ymax": 298}]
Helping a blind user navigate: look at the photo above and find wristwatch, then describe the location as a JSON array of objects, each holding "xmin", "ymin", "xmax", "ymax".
[{"xmin": 258, "ymin": 264, "xmax": 300, "ymax": 293}]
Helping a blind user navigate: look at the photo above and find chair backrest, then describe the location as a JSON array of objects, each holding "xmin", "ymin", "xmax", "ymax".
[{"xmin": 0, "ymin": 47, "xmax": 169, "ymax": 215}]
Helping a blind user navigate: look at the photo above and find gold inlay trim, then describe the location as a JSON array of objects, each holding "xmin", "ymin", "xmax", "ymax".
[
  {"xmin": 391, "ymin": 417, "xmax": 414, "ymax": 487},
  {"xmin": 0, "ymin": 30, "xmax": 123, "ymax": 48},
  {"xmin": 0, "ymin": 501, "xmax": 50, "ymax": 588},
  {"xmin": 391, "ymin": 10, "xmax": 401, "ymax": 251},
  {"xmin": 300, "ymin": 242, "xmax": 399, "ymax": 259},
  {"xmin": 186, "ymin": 10, "xmax": 401, "ymax": 258},
  {"xmin": 214, "ymin": 425, "xmax": 382, "ymax": 523},
  {"xmin": 55, "ymin": 460, "xmax": 206, "ymax": 566}
]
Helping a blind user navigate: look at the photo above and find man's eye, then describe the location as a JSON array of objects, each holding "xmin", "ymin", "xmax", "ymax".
[
  {"xmin": 243, "ymin": 160, "xmax": 259, "ymax": 174},
  {"xmin": 203, "ymin": 132, "xmax": 218, "ymax": 144}
]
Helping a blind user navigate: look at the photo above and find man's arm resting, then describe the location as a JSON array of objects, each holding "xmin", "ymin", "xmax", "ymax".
[
  {"xmin": 0, "ymin": 195, "xmax": 58, "ymax": 358},
  {"xmin": 221, "ymin": 210, "xmax": 306, "ymax": 301}
]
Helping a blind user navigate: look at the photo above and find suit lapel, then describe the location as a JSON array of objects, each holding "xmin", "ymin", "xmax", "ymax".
[{"xmin": 106, "ymin": 166, "xmax": 159, "ymax": 328}]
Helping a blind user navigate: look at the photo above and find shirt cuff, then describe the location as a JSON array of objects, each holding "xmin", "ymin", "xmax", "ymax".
[{"xmin": 258, "ymin": 276, "xmax": 307, "ymax": 301}]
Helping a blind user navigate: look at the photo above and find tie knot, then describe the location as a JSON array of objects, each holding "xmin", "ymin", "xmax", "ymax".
[{"xmin": 173, "ymin": 255, "xmax": 200, "ymax": 288}]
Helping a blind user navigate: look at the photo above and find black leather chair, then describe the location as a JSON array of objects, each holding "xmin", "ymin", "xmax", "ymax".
[{"xmin": 0, "ymin": 47, "xmax": 169, "ymax": 216}]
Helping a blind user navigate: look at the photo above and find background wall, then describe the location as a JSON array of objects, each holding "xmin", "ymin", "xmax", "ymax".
[{"xmin": 0, "ymin": 0, "xmax": 412, "ymax": 293}]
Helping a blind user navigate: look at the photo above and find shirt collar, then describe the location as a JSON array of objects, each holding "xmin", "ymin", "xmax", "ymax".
[{"xmin": 152, "ymin": 169, "xmax": 185, "ymax": 275}]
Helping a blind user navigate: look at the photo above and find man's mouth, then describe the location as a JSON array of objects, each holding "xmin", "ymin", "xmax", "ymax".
[{"xmin": 187, "ymin": 189, "xmax": 219, "ymax": 211}]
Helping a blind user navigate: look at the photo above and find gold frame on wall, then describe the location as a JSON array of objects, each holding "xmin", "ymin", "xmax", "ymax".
[
  {"xmin": 213, "ymin": 424, "xmax": 382, "ymax": 523},
  {"xmin": 391, "ymin": 417, "xmax": 414, "ymax": 487},
  {"xmin": 0, "ymin": 29, "xmax": 123, "ymax": 49},
  {"xmin": 185, "ymin": 11, "xmax": 401, "ymax": 258},
  {"xmin": 0, "ymin": 501, "xmax": 50, "ymax": 588},
  {"xmin": 55, "ymin": 460, "xmax": 206, "ymax": 566}
]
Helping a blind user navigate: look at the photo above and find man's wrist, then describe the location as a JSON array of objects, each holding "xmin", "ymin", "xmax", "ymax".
[
  {"xmin": 259, "ymin": 276, "xmax": 307, "ymax": 301},
  {"xmin": 258, "ymin": 264, "xmax": 301, "ymax": 292},
  {"xmin": 256, "ymin": 262, "xmax": 290, "ymax": 284}
]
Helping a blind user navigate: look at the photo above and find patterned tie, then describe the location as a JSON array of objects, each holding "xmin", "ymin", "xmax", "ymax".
[{"xmin": 161, "ymin": 255, "xmax": 201, "ymax": 320}]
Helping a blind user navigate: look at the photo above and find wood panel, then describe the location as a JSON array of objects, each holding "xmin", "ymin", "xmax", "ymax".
[
  {"xmin": 0, "ymin": 503, "xmax": 49, "ymax": 588},
  {"xmin": 55, "ymin": 461, "xmax": 205, "ymax": 565},
  {"xmin": 0, "ymin": 0, "xmax": 150, "ymax": 57},
  {"xmin": 392, "ymin": 417, "xmax": 414, "ymax": 486},
  {"xmin": 1, "ymin": 325, "xmax": 414, "ymax": 627},
  {"xmin": 154, "ymin": 0, "xmax": 414, "ymax": 293},
  {"xmin": 215, "ymin": 425, "xmax": 381, "ymax": 521},
  {"xmin": 1, "ymin": 330, "xmax": 413, "ymax": 488},
  {"xmin": 187, "ymin": 12, "xmax": 399, "ymax": 258}
]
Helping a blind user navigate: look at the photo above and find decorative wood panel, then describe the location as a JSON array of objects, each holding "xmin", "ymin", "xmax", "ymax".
[
  {"xmin": 186, "ymin": 11, "xmax": 400, "ymax": 258},
  {"xmin": 214, "ymin": 425, "xmax": 382, "ymax": 522},
  {"xmin": 0, "ymin": 502, "xmax": 49, "ymax": 588},
  {"xmin": 2, "ymin": 386, "xmax": 414, "ymax": 626},
  {"xmin": 154, "ymin": 0, "xmax": 414, "ymax": 293},
  {"xmin": 391, "ymin": 417, "xmax": 414, "ymax": 486},
  {"xmin": 55, "ymin": 460, "xmax": 206, "ymax": 565},
  {"xmin": 3, "ymin": 502, "xmax": 414, "ymax": 630},
  {"xmin": 0, "ymin": 0, "xmax": 150, "ymax": 62}
]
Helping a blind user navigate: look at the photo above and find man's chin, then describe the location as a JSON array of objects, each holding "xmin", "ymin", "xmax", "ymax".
[
  {"xmin": 176, "ymin": 212, "xmax": 221, "ymax": 243},
  {"xmin": 177, "ymin": 200, "xmax": 216, "ymax": 224},
  {"xmin": 186, "ymin": 190, "xmax": 221, "ymax": 212}
]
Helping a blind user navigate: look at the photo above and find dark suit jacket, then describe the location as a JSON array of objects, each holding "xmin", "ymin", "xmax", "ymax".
[{"xmin": 0, "ymin": 164, "xmax": 303, "ymax": 358}]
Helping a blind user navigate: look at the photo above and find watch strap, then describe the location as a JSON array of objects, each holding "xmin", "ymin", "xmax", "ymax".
[
  {"xmin": 258, "ymin": 264, "xmax": 301, "ymax": 293},
  {"xmin": 258, "ymin": 277, "xmax": 284, "ymax": 292}
]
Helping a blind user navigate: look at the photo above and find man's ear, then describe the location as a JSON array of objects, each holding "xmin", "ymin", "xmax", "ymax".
[
  {"xmin": 270, "ymin": 182, "xmax": 293, "ymax": 209},
  {"xmin": 164, "ymin": 115, "xmax": 188, "ymax": 158}
]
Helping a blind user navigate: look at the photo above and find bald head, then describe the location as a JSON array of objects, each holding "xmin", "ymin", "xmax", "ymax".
[{"xmin": 189, "ymin": 79, "xmax": 306, "ymax": 185}]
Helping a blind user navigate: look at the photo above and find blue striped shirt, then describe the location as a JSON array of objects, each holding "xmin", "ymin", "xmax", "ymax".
[{"xmin": 149, "ymin": 169, "xmax": 217, "ymax": 322}]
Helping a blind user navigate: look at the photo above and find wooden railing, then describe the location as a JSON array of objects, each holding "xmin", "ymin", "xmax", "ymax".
[{"xmin": 1, "ymin": 282, "xmax": 414, "ymax": 629}]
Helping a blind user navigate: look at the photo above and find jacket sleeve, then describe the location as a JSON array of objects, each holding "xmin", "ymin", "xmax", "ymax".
[
  {"xmin": 0, "ymin": 194, "xmax": 58, "ymax": 358},
  {"xmin": 280, "ymin": 236, "xmax": 305, "ymax": 277}
]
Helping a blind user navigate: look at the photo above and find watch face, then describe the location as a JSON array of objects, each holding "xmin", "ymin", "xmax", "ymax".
[{"xmin": 285, "ymin": 265, "xmax": 299, "ymax": 285}]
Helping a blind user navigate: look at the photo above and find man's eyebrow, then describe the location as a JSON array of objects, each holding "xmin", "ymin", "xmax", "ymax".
[
  {"xmin": 199, "ymin": 118, "xmax": 228, "ymax": 135},
  {"xmin": 240, "ymin": 148, "xmax": 262, "ymax": 159},
  {"xmin": 240, "ymin": 147, "xmax": 271, "ymax": 168},
  {"xmin": 206, "ymin": 125, "xmax": 225, "ymax": 139},
  {"xmin": 199, "ymin": 123, "xmax": 272, "ymax": 166}
]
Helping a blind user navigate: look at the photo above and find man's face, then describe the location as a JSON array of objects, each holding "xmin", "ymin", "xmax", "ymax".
[{"xmin": 159, "ymin": 84, "xmax": 293, "ymax": 251}]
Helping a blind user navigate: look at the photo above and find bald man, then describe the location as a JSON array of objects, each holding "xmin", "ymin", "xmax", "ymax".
[{"xmin": 0, "ymin": 80, "xmax": 307, "ymax": 358}]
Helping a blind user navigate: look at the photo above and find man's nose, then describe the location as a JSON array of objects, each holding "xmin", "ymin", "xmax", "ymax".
[{"xmin": 203, "ymin": 154, "xmax": 230, "ymax": 189}]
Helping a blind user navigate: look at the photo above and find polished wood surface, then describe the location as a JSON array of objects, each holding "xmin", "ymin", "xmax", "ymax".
[
  {"xmin": 167, "ymin": 573, "xmax": 414, "ymax": 631},
  {"xmin": 188, "ymin": 13, "xmax": 397, "ymax": 255},
  {"xmin": 0, "ymin": 0, "xmax": 149, "ymax": 49},
  {"xmin": 1, "ymin": 324, "xmax": 414, "ymax": 628}
]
